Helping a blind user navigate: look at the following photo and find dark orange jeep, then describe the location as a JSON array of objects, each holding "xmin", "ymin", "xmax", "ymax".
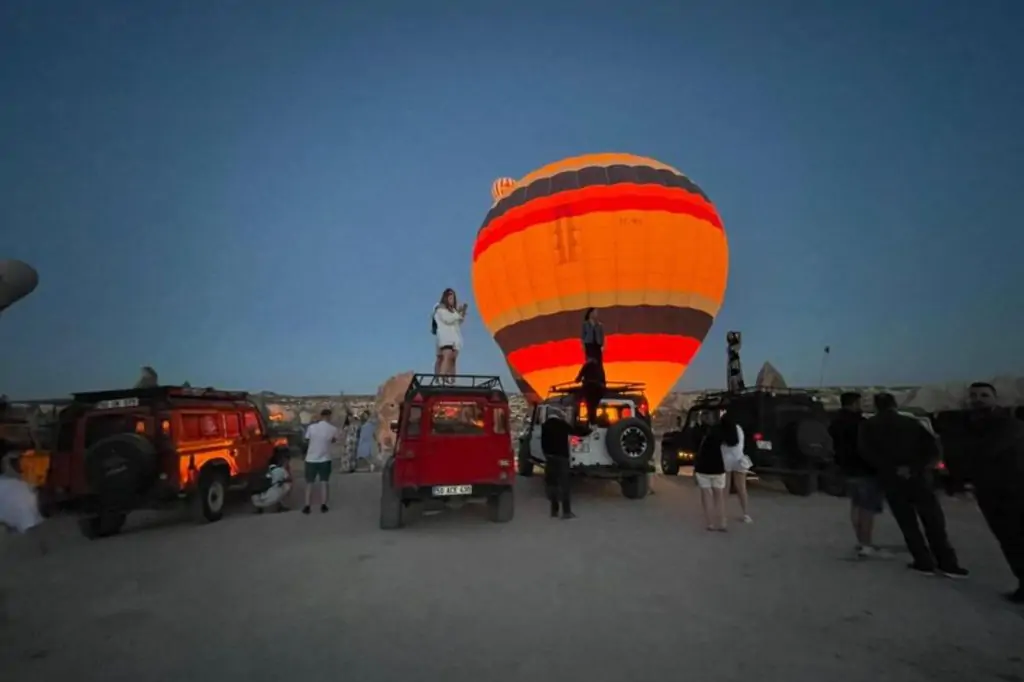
[{"xmin": 40, "ymin": 385, "xmax": 288, "ymax": 538}]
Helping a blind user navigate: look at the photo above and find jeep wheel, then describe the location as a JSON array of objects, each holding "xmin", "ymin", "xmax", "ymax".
[
  {"xmin": 487, "ymin": 488, "xmax": 515, "ymax": 523},
  {"xmin": 78, "ymin": 511, "xmax": 127, "ymax": 540},
  {"xmin": 197, "ymin": 468, "xmax": 228, "ymax": 522},
  {"xmin": 783, "ymin": 472, "xmax": 817, "ymax": 497},
  {"xmin": 661, "ymin": 448, "xmax": 680, "ymax": 476},
  {"xmin": 380, "ymin": 459, "xmax": 404, "ymax": 530},
  {"xmin": 517, "ymin": 440, "xmax": 534, "ymax": 477},
  {"xmin": 607, "ymin": 418, "xmax": 655, "ymax": 469},
  {"xmin": 620, "ymin": 474, "xmax": 650, "ymax": 499}
]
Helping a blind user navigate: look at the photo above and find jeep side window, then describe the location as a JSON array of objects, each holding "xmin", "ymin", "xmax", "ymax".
[
  {"xmin": 405, "ymin": 405, "xmax": 423, "ymax": 437},
  {"xmin": 533, "ymin": 406, "xmax": 544, "ymax": 425},
  {"xmin": 200, "ymin": 414, "xmax": 221, "ymax": 438},
  {"xmin": 224, "ymin": 413, "xmax": 241, "ymax": 438},
  {"xmin": 243, "ymin": 410, "xmax": 262, "ymax": 436},
  {"xmin": 493, "ymin": 407, "xmax": 507, "ymax": 434}
]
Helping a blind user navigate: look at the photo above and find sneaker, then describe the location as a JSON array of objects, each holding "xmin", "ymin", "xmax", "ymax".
[
  {"xmin": 561, "ymin": 512, "xmax": 576, "ymax": 520},
  {"xmin": 939, "ymin": 566, "xmax": 970, "ymax": 579},
  {"xmin": 301, "ymin": 506, "xmax": 311, "ymax": 515},
  {"xmin": 907, "ymin": 562, "xmax": 937, "ymax": 576},
  {"xmin": 320, "ymin": 504, "xmax": 329, "ymax": 513},
  {"xmin": 741, "ymin": 515, "xmax": 753, "ymax": 524},
  {"xmin": 856, "ymin": 545, "xmax": 876, "ymax": 558}
]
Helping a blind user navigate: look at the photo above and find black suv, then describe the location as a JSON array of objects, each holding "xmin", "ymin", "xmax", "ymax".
[{"xmin": 660, "ymin": 388, "xmax": 834, "ymax": 495}]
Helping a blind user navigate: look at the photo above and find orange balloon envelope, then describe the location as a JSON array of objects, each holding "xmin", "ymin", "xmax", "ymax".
[
  {"xmin": 491, "ymin": 177, "xmax": 516, "ymax": 203},
  {"xmin": 471, "ymin": 153, "xmax": 728, "ymax": 409}
]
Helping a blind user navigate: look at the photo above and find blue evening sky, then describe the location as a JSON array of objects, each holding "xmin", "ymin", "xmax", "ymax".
[{"xmin": 2, "ymin": 1, "xmax": 1022, "ymax": 399}]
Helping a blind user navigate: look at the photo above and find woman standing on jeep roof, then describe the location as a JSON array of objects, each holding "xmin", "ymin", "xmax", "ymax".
[
  {"xmin": 721, "ymin": 411, "xmax": 753, "ymax": 524},
  {"xmin": 581, "ymin": 308, "xmax": 605, "ymax": 366},
  {"xmin": 432, "ymin": 288, "xmax": 467, "ymax": 380}
]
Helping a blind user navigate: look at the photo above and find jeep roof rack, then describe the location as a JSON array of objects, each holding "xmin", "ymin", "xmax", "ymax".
[
  {"xmin": 72, "ymin": 385, "xmax": 251, "ymax": 406},
  {"xmin": 404, "ymin": 374, "xmax": 506, "ymax": 401},
  {"xmin": 547, "ymin": 380, "xmax": 647, "ymax": 396},
  {"xmin": 695, "ymin": 387, "xmax": 820, "ymax": 403}
]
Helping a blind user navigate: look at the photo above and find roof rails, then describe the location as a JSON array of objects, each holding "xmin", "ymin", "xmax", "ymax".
[
  {"xmin": 404, "ymin": 374, "xmax": 506, "ymax": 401},
  {"xmin": 548, "ymin": 380, "xmax": 647, "ymax": 396},
  {"xmin": 72, "ymin": 385, "xmax": 251, "ymax": 405},
  {"xmin": 696, "ymin": 386, "xmax": 818, "ymax": 402}
]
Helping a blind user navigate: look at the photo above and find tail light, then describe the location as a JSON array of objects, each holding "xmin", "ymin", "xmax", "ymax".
[
  {"xmin": 753, "ymin": 432, "xmax": 764, "ymax": 441},
  {"xmin": 578, "ymin": 402, "xmax": 588, "ymax": 421},
  {"xmin": 570, "ymin": 436, "xmax": 582, "ymax": 446},
  {"xmin": 637, "ymin": 401, "xmax": 649, "ymax": 417},
  {"xmin": 620, "ymin": 407, "xmax": 633, "ymax": 418},
  {"xmin": 160, "ymin": 420, "xmax": 171, "ymax": 436},
  {"xmin": 936, "ymin": 461, "xmax": 947, "ymax": 471}
]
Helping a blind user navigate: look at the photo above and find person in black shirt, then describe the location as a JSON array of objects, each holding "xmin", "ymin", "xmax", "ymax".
[
  {"xmin": 540, "ymin": 406, "xmax": 589, "ymax": 519},
  {"xmin": 960, "ymin": 382, "xmax": 1024, "ymax": 603},
  {"xmin": 693, "ymin": 411, "xmax": 728, "ymax": 531},
  {"xmin": 860, "ymin": 393, "xmax": 968, "ymax": 577},
  {"xmin": 829, "ymin": 392, "xmax": 885, "ymax": 558}
]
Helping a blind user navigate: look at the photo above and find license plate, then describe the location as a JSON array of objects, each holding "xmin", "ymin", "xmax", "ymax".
[
  {"xmin": 96, "ymin": 397, "xmax": 140, "ymax": 410},
  {"xmin": 432, "ymin": 485, "xmax": 472, "ymax": 496},
  {"xmin": 570, "ymin": 439, "xmax": 590, "ymax": 453},
  {"xmin": 756, "ymin": 440, "xmax": 773, "ymax": 451}
]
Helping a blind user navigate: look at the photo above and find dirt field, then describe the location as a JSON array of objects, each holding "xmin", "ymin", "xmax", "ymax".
[{"xmin": 2, "ymin": 471, "xmax": 1022, "ymax": 682}]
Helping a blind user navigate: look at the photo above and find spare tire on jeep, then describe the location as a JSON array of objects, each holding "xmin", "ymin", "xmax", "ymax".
[
  {"xmin": 84, "ymin": 433, "xmax": 158, "ymax": 509},
  {"xmin": 606, "ymin": 418, "xmax": 655, "ymax": 469},
  {"xmin": 795, "ymin": 419, "xmax": 833, "ymax": 461}
]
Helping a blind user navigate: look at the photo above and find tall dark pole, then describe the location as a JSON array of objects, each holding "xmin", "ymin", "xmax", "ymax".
[{"xmin": 818, "ymin": 346, "xmax": 831, "ymax": 388}]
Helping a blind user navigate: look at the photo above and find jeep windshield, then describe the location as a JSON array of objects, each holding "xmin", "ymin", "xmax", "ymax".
[{"xmin": 575, "ymin": 399, "xmax": 640, "ymax": 428}]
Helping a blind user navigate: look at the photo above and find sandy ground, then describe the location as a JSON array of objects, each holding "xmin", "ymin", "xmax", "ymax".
[{"xmin": 2, "ymin": 470, "xmax": 1022, "ymax": 682}]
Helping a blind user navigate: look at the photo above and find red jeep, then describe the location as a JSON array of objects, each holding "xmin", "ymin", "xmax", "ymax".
[{"xmin": 380, "ymin": 374, "xmax": 514, "ymax": 529}]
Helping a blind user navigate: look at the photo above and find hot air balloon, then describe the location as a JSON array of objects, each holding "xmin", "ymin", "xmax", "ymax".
[
  {"xmin": 506, "ymin": 360, "xmax": 541, "ymax": 405},
  {"xmin": 491, "ymin": 177, "xmax": 516, "ymax": 204},
  {"xmin": 472, "ymin": 153, "xmax": 728, "ymax": 410},
  {"xmin": 0, "ymin": 259, "xmax": 39, "ymax": 315}
]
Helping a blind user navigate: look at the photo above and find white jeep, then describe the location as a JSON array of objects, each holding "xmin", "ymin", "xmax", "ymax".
[{"xmin": 516, "ymin": 382, "xmax": 655, "ymax": 499}]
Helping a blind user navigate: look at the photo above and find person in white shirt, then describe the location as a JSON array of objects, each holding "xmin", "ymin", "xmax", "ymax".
[
  {"xmin": 302, "ymin": 409, "xmax": 339, "ymax": 514},
  {"xmin": 432, "ymin": 288, "xmax": 467, "ymax": 382},
  {"xmin": 719, "ymin": 411, "xmax": 753, "ymax": 523}
]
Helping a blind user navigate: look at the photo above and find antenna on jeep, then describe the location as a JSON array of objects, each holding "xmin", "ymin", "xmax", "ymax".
[{"xmin": 726, "ymin": 331, "xmax": 745, "ymax": 393}]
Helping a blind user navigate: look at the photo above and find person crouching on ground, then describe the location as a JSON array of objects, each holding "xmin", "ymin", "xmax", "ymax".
[
  {"xmin": 720, "ymin": 411, "xmax": 753, "ymax": 524},
  {"xmin": 960, "ymin": 381, "xmax": 1024, "ymax": 603},
  {"xmin": 829, "ymin": 391, "xmax": 887, "ymax": 558},
  {"xmin": 860, "ymin": 393, "xmax": 968, "ymax": 578},
  {"xmin": 580, "ymin": 307, "xmax": 605, "ymax": 366},
  {"xmin": 694, "ymin": 412, "xmax": 728, "ymax": 531},
  {"xmin": 432, "ymin": 288, "xmax": 467, "ymax": 382},
  {"xmin": 575, "ymin": 357, "xmax": 606, "ymax": 427},
  {"xmin": 252, "ymin": 451, "xmax": 292, "ymax": 514},
  {"xmin": 302, "ymin": 409, "xmax": 338, "ymax": 515},
  {"xmin": 541, "ymin": 407, "xmax": 590, "ymax": 519}
]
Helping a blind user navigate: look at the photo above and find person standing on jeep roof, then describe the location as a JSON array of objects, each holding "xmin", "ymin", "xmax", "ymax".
[
  {"xmin": 541, "ymin": 407, "xmax": 588, "ymax": 519},
  {"xmin": 694, "ymin": 412, "xmax": 728, "ymax": 531},
  {"xmin": 432, "ymin": 288, "xmax": 467, "ymax": 381},
  {"xmin": 958, "ymin": 382, "xmax": 1024, "ymax": 603},
  {"xmin": 860, "ymin": 393, "xmax": 968, "ymax": 578},
  {"xmin": 830, "ymin": 392, "xmax": 886, "ymax": 558},
  {"xmin": 575, "ymin": 357, "xmax": 606, "ymax": 427},
  {"xmin": 581, "ymin": 308, "xmax": 605, "ymax": 366},
  {"xmin": 302, "ymin": 409, "xmax": 338, "ymax": 514}
]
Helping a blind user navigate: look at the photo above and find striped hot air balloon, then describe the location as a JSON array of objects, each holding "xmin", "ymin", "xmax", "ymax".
[
  {"xmin": 490, "ymin": 177, "xmax": 516, "ymax": 204},
  {"xmin": 506, "ymin": 360, "xmax": 541, "ymax": 405},
  {"xmin": 472, "ymin": 153, "xmax": 728, "ymax": 410}
]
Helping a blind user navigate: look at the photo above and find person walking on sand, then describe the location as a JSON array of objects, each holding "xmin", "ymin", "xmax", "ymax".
[
  {"xmin": 581, "ymin": 308, "xmax": 605, "ymax": 366},
  {"xmin": 720, "ymin": 411, "xmax": 753, "ymax": 524},
  {"xmin": 860, "ymin": 393, "xmax": 968, "ymax": 578},
  {"xmin": 956, "ymin": 382, "xmax": 1024, "ymax": 603},
  {"xmin": 541, "ymin": 407, "xmax": 590, "ymax": 519},
  {"xmin": 432, "ymin": 288, "xmax": 467, "ymax": 381},
  {"xmin": 694, "ymin": 412, "xmax": 728, "ymax": 532},
  {"xmin": 830, "ymin": 391, "xmax": 887, "ymax": 558},
  {"xmin": 302, "ymin": 409, "xmax": 338, "ymax": 515}
]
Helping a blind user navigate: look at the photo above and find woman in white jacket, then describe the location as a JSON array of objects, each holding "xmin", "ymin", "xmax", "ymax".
[{"xmin": 432, "ymin": 288, "xmax": 467, "ymax": 381}]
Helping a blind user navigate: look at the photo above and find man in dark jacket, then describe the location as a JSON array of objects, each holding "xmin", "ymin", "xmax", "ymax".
[
  {"xmin": 540, "ymin": 406, "xmax": 589, "ymax": 519},
  {"xmin": 860, "ymin": 393, "xmax": 968, "ymax": 577},
  {"xmin": 961, "ymin": 382, "xmax": 1024, "ymax": 603},
  {"xmin": 575, "ymin": 358, "xmax": 606, "ymax": 427},
  {"xmin": 830, "ymin": 392, "xmax": 885, "ymax": 558}
]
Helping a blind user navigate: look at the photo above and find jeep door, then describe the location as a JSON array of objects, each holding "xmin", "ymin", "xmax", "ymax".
[
  {"xmin": 528, "ymin": 405, "xmax": 547, "ymax": 462},
  {"xmin": 421, "ymin": 398, "xmax": 499, "ymax": 485},
  {"xmin": 243, "ymin": 408, "xmax": 274, "ymax": 472}
]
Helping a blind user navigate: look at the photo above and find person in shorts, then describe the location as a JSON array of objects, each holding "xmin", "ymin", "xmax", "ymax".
[
  {"xmin": 829, "ymin": 392, "xmax": 886, "ymax": 558},
  {"xmin": 303, "ymin": 409, "xmax": 338, "ymax": 515},
  {"xmin": 693, "ymin": 412, "xmax": 728, "ymax": 531}
]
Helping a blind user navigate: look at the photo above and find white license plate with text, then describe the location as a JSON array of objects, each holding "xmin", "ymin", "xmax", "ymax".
[
  {"xmin": 432, "ymin": 485, "xmax": 472, "ymax": 496},
  {"xmin": 756, "ymin": 440, "xmax": 773, "ymax": 451}
]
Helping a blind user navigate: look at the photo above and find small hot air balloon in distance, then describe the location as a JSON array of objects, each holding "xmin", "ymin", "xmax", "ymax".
[
  {"xmin": 0, "ymin": 259, "xmax": 39, "ymax": 316},
  {"xmin": 491, "ymin": 177, "xmax": 516, "ymax": 204},
  {"xmin": 472, "ymin": 153, "xmax": 729, "ymax": 410}
]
